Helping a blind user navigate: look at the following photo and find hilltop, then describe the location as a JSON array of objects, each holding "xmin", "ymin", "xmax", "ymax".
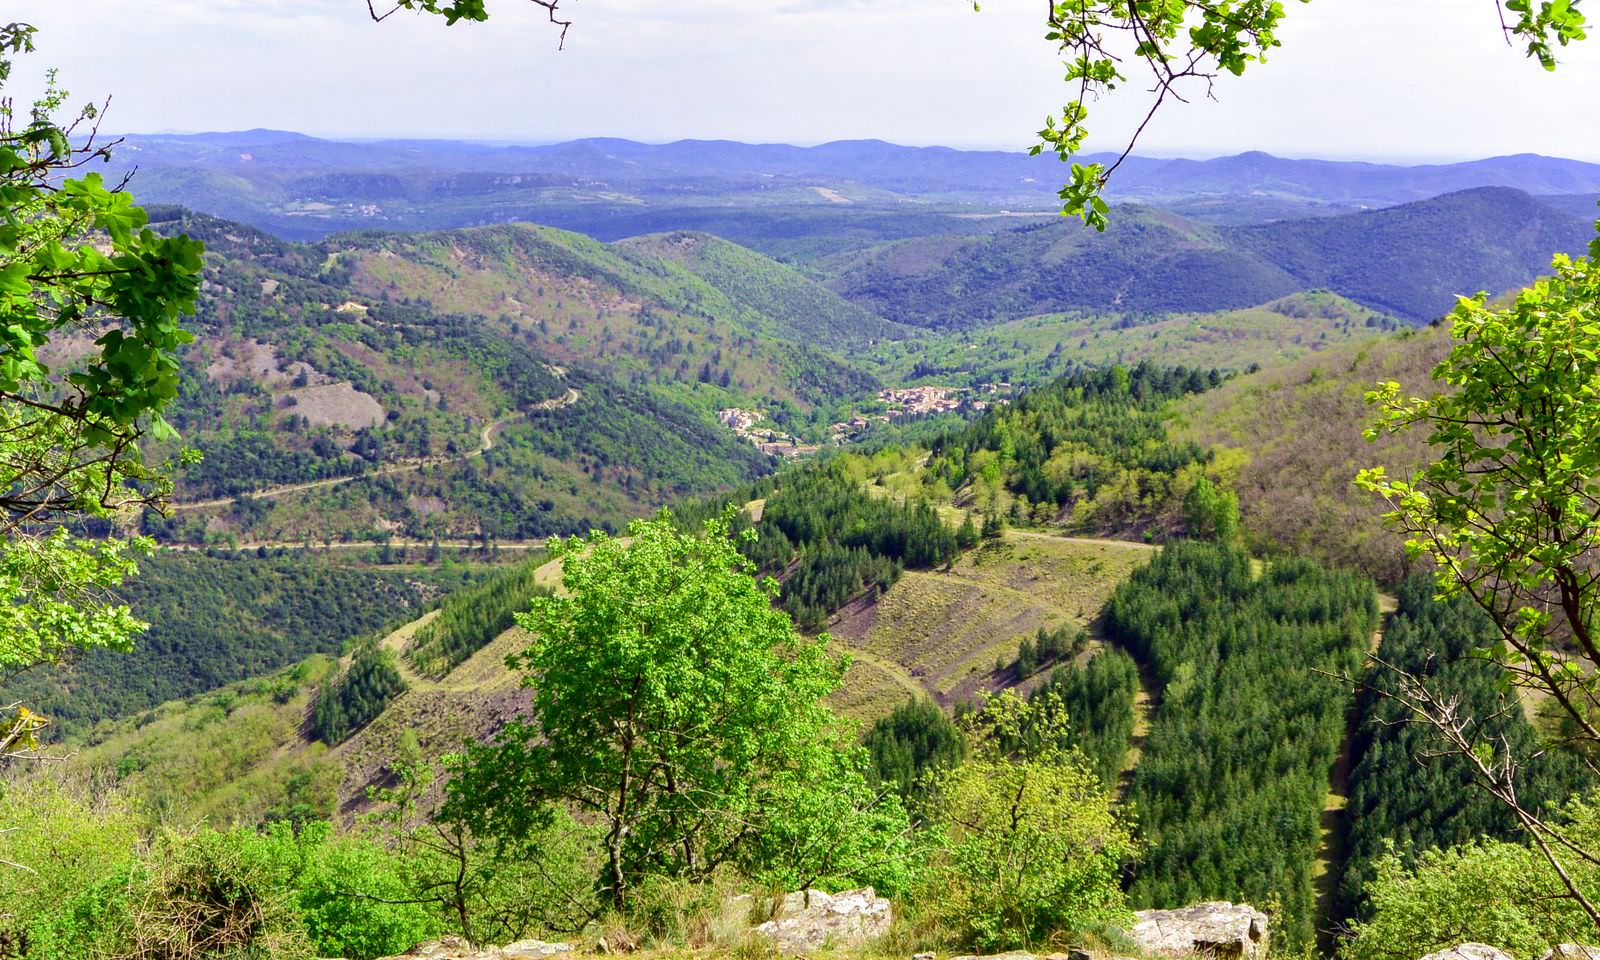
[
  {"xmin": 821, "ymin": 188, "xmax": 1593, "ymax": 326},
  {"xmin": 103, "ymin": 132, "xmax": 1600, "ymax": 240}
]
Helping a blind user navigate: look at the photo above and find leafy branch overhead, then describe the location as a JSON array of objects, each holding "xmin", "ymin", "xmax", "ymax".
[{"xmin": 1029, "ymin": 0, "xmax": 1588, "ymax": 229}]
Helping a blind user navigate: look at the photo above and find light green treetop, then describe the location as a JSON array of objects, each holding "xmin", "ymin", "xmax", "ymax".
[{"xmin": 444, "ymin": 512, "xmax": 910, "ymax": 909}]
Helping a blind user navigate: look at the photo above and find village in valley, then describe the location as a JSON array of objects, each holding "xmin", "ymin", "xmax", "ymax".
[{"xmin": 719, "ymin": 383, "xmax": 1010, "ymax": 459}]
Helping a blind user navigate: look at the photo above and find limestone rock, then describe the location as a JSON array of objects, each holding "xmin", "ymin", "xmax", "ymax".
[
  {"xmin": 377, "ymin": 937, "xmax": 575, "ymax": 960},
  {"xmin": 1129, "ymin": 902, "xmax": 1270, "ymax": 960},
  {"xmin": 1420, "ymin": 946, "xmax": 1514, "ymax": 960},
  {"xmin": 1543, "ymin": 947, "xmax": 1600, "ymax": 960},
  {"xmin": 751, "ymin": 887, "xmax": 892, "ymax": 953}
]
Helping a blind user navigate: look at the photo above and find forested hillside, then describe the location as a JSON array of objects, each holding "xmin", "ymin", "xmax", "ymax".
[
  {"xmin": 1339, "ymin": 577, "xmax": 1590, "ymax": 918},
  {"xmin": 0, "ymin": 551, "xmax": 470, "ymax": 739},
  {"xmin": 1173, "ymin": 326, "xmax": 1451, "ymax": 583},
  {"xmin": 137, "ymin": 209, "xmax": 817, "ymax": 545},
  {"xmin": 1106, "ymin": 541, "xmax": 1378, "ymax": 947},
  {"xmin": 822, "ymin": 189, "xmax": 1590, "ymax": 326}
]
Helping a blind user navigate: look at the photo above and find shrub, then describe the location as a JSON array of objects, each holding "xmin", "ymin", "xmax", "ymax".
[{"xmin": 914, "ymin": 692, "xmax": 1137, "ymax": 952}]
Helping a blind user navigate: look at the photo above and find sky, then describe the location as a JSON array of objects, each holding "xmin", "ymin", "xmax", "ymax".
[{"xmin": 12, "ymin": 0, "xmax": 1600, "ymax": 162}]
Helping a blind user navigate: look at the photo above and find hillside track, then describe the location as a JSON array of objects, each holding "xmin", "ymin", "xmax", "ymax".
[
  {"xmin": 1312, "ymin": 590, "xmax": 1398, "ymax": 952},
  {"xmin": 169, "ymin": 385, "xmax": 580, "ymax": 513}
]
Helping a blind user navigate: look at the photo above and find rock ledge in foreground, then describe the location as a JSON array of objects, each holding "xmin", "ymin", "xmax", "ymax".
[{"xmin": 1129, "ymin": 901, "xmax": 1269, "ymax": 960}]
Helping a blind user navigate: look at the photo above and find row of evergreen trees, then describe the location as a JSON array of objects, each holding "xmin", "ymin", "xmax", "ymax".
[
  {"xmin": 1106, "ymin": 540, "xmax": 1377, "ymax": 947},
  {"xmin": 309, "ymin": 641, "xmax": 408, "ymax": 745},
  {"xmin": 407, "ymin": 560, "xmax": 556, "ymax": 677},
  {"xmin": 1339, "ymin": 575, "xmax": 1592, "ymax": 919},
  {"xmin": 746, "ymin": 463, "xmax": 965, "ymax": 629}
]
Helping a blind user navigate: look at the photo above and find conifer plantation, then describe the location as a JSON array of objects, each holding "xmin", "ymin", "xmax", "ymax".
[{"xmin": 5, "ymin": 1, "xmax": 1600, "ymax": 957}]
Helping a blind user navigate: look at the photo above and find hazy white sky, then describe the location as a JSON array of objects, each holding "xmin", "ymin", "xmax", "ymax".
[{"xmin": 12, "ymin": 0, "xmax": 1600, "ymax": 161}]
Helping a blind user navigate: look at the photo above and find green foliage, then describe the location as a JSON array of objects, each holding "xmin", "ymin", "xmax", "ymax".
[
  {"xmin": 0, "ymin": 24, "xmax": 204, "ymax": 750},
  {"xmin": 310, "ymin": 641, "xmax": 408, "ymax": 745},
  {"xmin": 914, "ymin": 691, "xmax": 1137, "ymax": 951},
  {"xmin": 1107, "ymin": 540, "xmax": 1377, "ymax": 947},
  {"xmin": 865, "ymin": 698, "xmax": 967, "ymax": 814},
  {"xmin": 929, "ymin": 362, "xmax": 1222, "ymax": 538},
  {"xmin": 1359, "ymin": 250, "xmax": 1600, "ymax": 761},
  {"xmin": 444, "ymin": 514, "xmax": 910, "ymax": 909},
  {"xmin": 1340, "ymin": 800, "xmax": 1600, "ymax": 960},
  {"xmin": 407, "ymin": 557, "xmax": 554, "ymax": 677},
  {"xmin": 1182, "ymin": 475, "xmax": 1239, "ymax": 541},
  {"xmin": 0, "ymin": 551, "xmax": 440, "ymax": 739},
  {"xmin": 1341, "ymin": 575, "xmax": 1591, "ymax": 918}
]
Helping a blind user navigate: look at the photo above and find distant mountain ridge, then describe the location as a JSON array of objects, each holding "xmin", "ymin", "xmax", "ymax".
[
  {"xmin": 825, "ymin": 187, "xmax": 1594, "ymax": 325},
  {"xmin": 101, "ymin": 130, "xmax": 1600, "ymax": 242}
]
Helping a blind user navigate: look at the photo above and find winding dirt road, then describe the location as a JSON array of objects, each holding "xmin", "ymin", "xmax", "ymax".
[{"xmin": 170, "ymin": 386, "xmax": 579, "ymax": 513}]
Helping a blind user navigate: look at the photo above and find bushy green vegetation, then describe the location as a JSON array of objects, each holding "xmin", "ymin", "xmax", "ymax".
[
  {"xmin": 912, "ymin": 692, "xmax": 1137, "ymax": 951},
  {"xmin": 1028, "ymin": 649, "xmax": 1140, "ymax": 784},
  {"xmin": 1341, "ymin": 580, "xmax": 1591, "ymax": 918},
  {"xmin": 1106, "ymin": 540, "xmax": 1377, "ymax": 947},
  {"xmin": 310, "ymin": 641, "xmax": 409, "ymax": 745},
  {"xmin": 0, "ymin": 551, "xmax": 444, "ymax": 740},
  {"xmin": 1340, "ymin": 801, "xmax": 1600, "ymax": 960},
  {"xmin": 407, "ymin": 558, "xmax": 555, "ymax": 678},
  {"xmin": 927, "ymin": 362, "xmax": 1224, "ymax": 537},
  {"xmin": 724, "ymin": 464, "xmax": 962, "ymax": 630}
]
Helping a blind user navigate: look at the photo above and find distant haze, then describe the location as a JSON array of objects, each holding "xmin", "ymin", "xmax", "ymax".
[{"xmin": 11, "ymin": 0, "xmax": 1600, "ymax": 162}]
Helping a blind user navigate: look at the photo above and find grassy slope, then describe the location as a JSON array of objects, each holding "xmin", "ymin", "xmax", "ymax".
[
  {"xmin": 64, "ymin": 528, "xmax": 1152, "ymax": 825},
  {"xmin": 864, "ymin": 291, "xmax": 1400, "ymax": 383},
  {"xmin": 825, "ymin": 530, "xmax": 1154, "ymax": 720},
  {"xmin": 1170, "ymin": 325, "xmax": 1451, "ymax": 584},
  {"xmin": 614, "ymin": 231, "xmax": 911, "ymax": 348}
]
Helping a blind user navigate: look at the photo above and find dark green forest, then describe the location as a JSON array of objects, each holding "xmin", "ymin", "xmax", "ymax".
[
  {"xmin": 407, "ymin": 559, "xmax": 556, "ymax": 677},
  {"xmin": 310, "ymin": 641, "xmax": 409, "ymax": 745},
  {"xmin": 0, "ymin": 552, "xmax": 457, "ymax": 740},
  {"xmin": 1106, "ymin": 541, "xmax": 1377, "ymax": 947},
  {"xmin": 1339, "ymin": 576, "xmax": 1591, "ymax": 918}
]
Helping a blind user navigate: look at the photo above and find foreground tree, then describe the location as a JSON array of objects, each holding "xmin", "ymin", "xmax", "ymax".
[
  {"xmin": 443, "ymin": 513, "xmax": 909, "ymax": 911},
  {"xmin": 0, "ymin": 22, "xmax": 204, "ymax": 757},
  {"xmin": 1357, "ymin": 243, "xmax": 1600, "ymax": 928},
  {"xmin": 913, "ymin": 691, "xmax": 1137, "ymax": 951}
]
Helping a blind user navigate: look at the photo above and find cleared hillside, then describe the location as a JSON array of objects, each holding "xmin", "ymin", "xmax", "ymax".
[{"xmin": 826, "ymin": 530, "xmax": 1154, "ymax": 719}]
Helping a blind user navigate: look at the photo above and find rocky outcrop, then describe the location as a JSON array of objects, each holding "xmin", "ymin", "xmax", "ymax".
[
  {"xmin": 377, "ymin": 937, "xmax": 575, "ymax": 960},
  {"xmin": 1129, "ymin": 902, "xmax": 1269, "ymax": 960},
  {"xmin": 1419, "ymin": 946, "xmax": 1513, "ymax": 960},
  {"xmin": 751, "ymin": 887, "xmax": 893, "ymax": 953}
]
